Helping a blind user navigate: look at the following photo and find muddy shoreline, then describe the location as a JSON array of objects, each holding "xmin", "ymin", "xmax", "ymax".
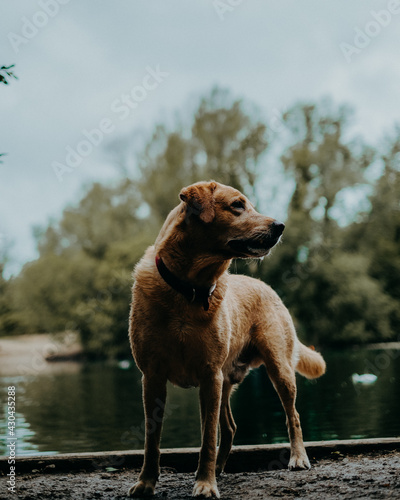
[
  {"xmin": 1, "ymin": 439, "xmax": 399, "ymax": 499},
  {"xmin": 0, "ymin": 333, "xmax": 83, "ymax": 377}
]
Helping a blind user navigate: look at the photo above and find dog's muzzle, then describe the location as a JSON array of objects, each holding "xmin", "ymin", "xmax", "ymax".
[{"xmin": 228, "ymin": 221, "xmax": 285, "ymax": 257}]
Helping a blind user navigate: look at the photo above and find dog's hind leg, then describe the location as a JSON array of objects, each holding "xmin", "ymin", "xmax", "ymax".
[
  {"xmin": 259, "ymin": 341, "xmax": 310, "ymax": 470},
  {"xmin": 216, "ymin": 381, "xmax": 236, "ymax": 476},
  {"xmin": 128, "ymin": 375, "xmax": 167, "ymax": 497}
]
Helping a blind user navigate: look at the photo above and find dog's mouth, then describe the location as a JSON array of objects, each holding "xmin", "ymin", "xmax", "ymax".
[{"xmin": 227, "ymin": 235, "xmax": 281, "ymax": 258}]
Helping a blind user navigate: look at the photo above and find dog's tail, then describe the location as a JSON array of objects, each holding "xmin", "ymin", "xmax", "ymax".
[{"xmin": 295, "ymin": 342, "xmax": 326, "ymax": 379}]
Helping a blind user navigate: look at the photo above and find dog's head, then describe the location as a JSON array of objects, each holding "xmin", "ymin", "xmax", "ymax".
[{"xmin": 179, "ymin": 181, "xmax": 284, "ymax": 259}]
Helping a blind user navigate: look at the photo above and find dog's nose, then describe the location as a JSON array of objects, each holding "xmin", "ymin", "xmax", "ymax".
[{"xmin": 272, "ymin": 220, "xmax": 285, "ymax": 236}]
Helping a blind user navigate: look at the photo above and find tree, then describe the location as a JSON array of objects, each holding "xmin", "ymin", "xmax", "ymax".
[
  {"xmin": 191, "ymin": 87, "xmax": 267, "ymax": 196},
  {"xmin": 259, "ymin": 100, "xmax": 395, "ymax": 344},
  {"xmin": 3, "ymin": 92, "xmax": 400, "ymax": 353},
  {"xmin": 8, "ymin": 180, "xmax": 154, "ymax": 357},
  {"xmin": 281, "ymin": 101, "xmax": 373, "ymax": 239},
  {"xmin": 0, "ymin": 264, "xmax": 20, "ymax": 335},
  {"xmin": 264, "ymin": 101, "xmax": 372, "ymax": 287},
  {"xmin": 366, "ymin": 130, "xmax": 400, "ymax": 303},
  {"xmin": 345, "ymin": 128, "xmax": 400, "ymax": 334},
  {"xmin": 36, "ymin": 180, "xmax": 144, "ymax": 259},
  {"xmin": 118, "ymin": 87, "xmax": 269, "ymax": 223}
]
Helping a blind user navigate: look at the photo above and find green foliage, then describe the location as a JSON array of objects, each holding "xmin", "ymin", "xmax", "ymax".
[
  {"xmin": 36, "ymin": 180, "xmax": 143, "ymax": 259},
  {"xmin": 255, "ymin": 101, "xmax": 398, "ymax": 345},
  {"xmin": 287, "ymin": 252, "xmax": 396, "ymax": 344},
  {"xmin": 281, "ymin": 101, "xmax": 373, "ymax": 230},
  {"xmin": 11, "ymin": 252, "xmax": 97, "ymax": 334},
  {"xmin": 2, "ymin": 181, "xmax": 155, "ymax": 358},
  {"xmin": 1, "ymin": 64, "xmax": 18, "ymax": 163},
  {"xmin": 74, "ymin": 233, "xmax": 154, "ymax": 358},
  {"xmin": 344, "ymin": 129, "xmax": 400, "ymax": 333},
  {"xmin": 0, "ymin": 265, "xmax": 20, "ymax": 334},
  {"xmin": 1, "ymin": 89, "xmax": 399, "ymax": 354},
  {"xmin": 136, "ymin": 87, "xmax": 268, "ymax": 222},
  {"xmin": 0, "ymin": 64, "xmax": 18, "ymax": 85}
]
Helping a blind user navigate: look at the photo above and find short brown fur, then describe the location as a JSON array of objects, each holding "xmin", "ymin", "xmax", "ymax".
[{"xmin": 128, "ymin": 181, "xmax": 326, "ymax": 498}]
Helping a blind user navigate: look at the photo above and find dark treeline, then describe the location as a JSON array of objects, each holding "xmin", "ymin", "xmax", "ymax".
[{"xmin": 1, "ymin": 88, "xmax": 399, "ymax": 358}]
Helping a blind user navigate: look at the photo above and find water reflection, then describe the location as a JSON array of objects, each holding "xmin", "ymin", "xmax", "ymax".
[{"xmin": 0, "ymin": 349, "xmax": 399, "ymax": 456}]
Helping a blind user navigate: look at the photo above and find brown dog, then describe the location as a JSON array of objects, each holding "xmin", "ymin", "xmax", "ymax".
[{"xmin": 128, "ymin": 181, "xmax": 326, "ymax": 498}]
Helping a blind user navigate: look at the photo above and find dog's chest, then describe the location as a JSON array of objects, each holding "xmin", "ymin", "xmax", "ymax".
[
  {"xmin": 131, "ymin": 283, "xmax": 230, "ymax": 386},
  {"xmin": 163, "ymin": 317, "xmax": 221, "ymax": 388},
  {"xmin": 174, "ymin": 318, "xmax": 194, "ymax": 339},
  {"xmin": 163, "ymin": 337, "xmax": 199, "ymax": 388}
]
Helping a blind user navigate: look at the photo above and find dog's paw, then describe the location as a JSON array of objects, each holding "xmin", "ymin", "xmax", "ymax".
[
  {"xmin": 193, "ymin": 480, "xmax": 220, "ymax": 498},
  {"xmin": 128, "ymin": 479, "xmax": 155, "ymax": 497},
  {"xmin": 288, "ymin": 453, "xmax": 311, "ymax": 471}
]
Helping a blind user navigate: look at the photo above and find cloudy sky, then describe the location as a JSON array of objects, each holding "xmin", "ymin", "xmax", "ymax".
[{"xmin": 1, "ymin": 0, "xmax": 399, "ymax": 276}]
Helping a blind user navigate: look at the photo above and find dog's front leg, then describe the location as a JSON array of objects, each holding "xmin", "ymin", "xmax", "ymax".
[
  {"xmin": 194, "ymin": 371, "xmax": 223, "ymax": 499},
  {"xmin": 128, "ymin": 375, "xmax": 167, "ymax": 497}
]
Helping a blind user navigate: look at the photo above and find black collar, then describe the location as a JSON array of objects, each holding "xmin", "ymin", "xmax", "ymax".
[{"xmin": 155, "ymin": 255, "xmax": 216, "ymax": 311}]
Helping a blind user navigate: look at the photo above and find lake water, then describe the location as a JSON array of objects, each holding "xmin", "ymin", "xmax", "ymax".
[{"xmin": 1, "ymin": 348, "xmax": 399, "ymax": 457}]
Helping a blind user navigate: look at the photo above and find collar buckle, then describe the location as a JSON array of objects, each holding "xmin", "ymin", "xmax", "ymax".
[{"xmin": 155, "ymin": 255, "xmax": 216, "ymax": 311}]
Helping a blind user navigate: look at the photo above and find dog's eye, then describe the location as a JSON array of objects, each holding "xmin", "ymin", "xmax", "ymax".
[{"xmin": 231, "ymin": 200, "xmax": 245, "ymax": 211}]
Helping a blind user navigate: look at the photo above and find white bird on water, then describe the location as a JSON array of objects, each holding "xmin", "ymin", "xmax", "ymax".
[{"xmin": 351, "ymin": 373, "xmax": 378, "ymax": 384}]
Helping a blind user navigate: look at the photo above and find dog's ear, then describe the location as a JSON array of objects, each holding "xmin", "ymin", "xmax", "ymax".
[{"xmin": 179, "ymin": 181, "xmax": 217, "ymax": 223}]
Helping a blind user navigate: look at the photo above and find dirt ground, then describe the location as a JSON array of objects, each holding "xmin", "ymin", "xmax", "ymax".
[{"xmin": 3, "ymin": 449, "xmax": 399, "ymax": 500}]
